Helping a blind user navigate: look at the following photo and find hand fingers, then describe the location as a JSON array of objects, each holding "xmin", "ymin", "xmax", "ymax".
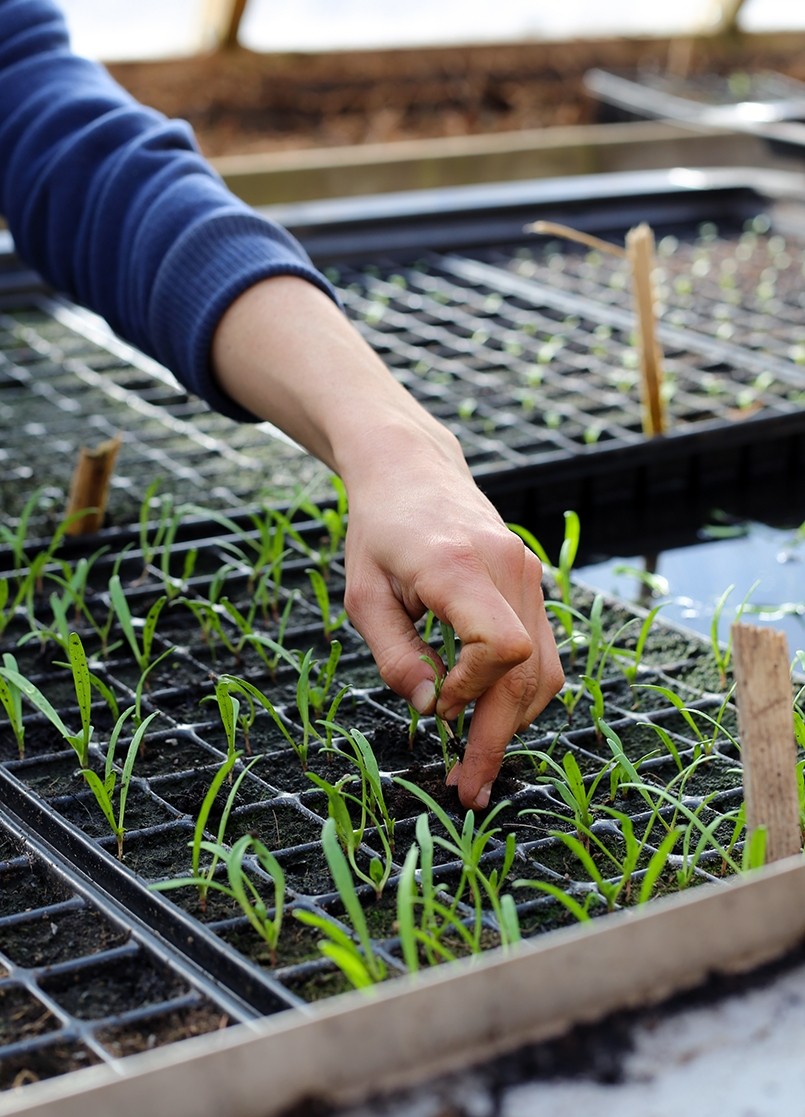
[
  {"xmin": 344, "ymin": 576, "xmax": 445, "ymax": 715},
  {"xmin": 451, "ymin": 605, "xmax": 563, "ymax": 809}
]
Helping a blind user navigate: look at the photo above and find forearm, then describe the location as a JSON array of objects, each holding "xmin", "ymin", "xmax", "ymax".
[{"xmin": 210, "ymin": 275, "xmax": 469, "ymax": 487}]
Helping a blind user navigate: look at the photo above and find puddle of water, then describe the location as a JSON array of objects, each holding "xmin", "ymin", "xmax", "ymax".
[{"xmin": 578, "ymin": 516, "xmax": 805, "ymax": 655}]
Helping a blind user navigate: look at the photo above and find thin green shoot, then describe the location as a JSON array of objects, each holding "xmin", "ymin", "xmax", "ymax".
[
  {"xmin": 306, "ymin": 567, "xmax": 348, "ymax": 642},
  {"xmin": 519, "ymin": 750, "xmax": 612, "ymax": 841},
  {"xmin": 0, "ymin": 632, "xmax": 95, "ymax": 766},
  {"xmin": 152, "ymin": 829, "xmax": 285, "ymax": 961},
  {"xmin": 81, "ymin": 707, "xmax": 158, "ymax": 859},
  {"xmin": 709, "ymin": 582, "xmax": 758, "ymax": 688},
  {"xmin": 392, "ymin": 778, "xmax": 515, "ymax": 947},
  {"xmin": 294, "ymin": 817, "xmax": 387, "ymax": 987},
  {"xmin": 0, "ymin": 653, "xmax": 25, "ymax": 758}
]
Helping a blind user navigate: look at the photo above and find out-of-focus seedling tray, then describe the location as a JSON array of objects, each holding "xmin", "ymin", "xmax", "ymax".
[{"xmin": 1, "ymin": 168, "xmax": 804, "ymax": 544}]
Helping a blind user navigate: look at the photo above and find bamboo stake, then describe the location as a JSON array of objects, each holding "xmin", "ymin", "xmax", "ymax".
[
  {"xmin": 526, "ymin": 219, "xmax": 667, "ymax": 438},
  {"xmin": 64, "ymin": 434, "xmax": 122, "ymax": 536},
  {"xmin": 732, "ymin": 622, "xmax": 801, "ymax": 863},
  {"xmin": 626, "ymin": 223, "xmax": 667, "ymax": 438}
]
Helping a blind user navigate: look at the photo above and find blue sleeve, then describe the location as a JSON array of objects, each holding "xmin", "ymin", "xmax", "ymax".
[{"xmin": 0, "ymin": 0, "xmax": 338, "ymax": 421}]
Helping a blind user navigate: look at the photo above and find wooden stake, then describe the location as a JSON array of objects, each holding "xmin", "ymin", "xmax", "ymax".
[
  {"xmin": 64, "ymin": 435, "xmax": 122, "ymax": 536},
  {"xmin": 527, "ymin": 219, "xmax": 667, "ymax": 438},
  {"xmin": 526, "ymin": 220, "xmax": 627, "ymax": 260},
  {"xmin": 626, "ymin": 223, "xmax": 667, "ymax": 438},
  {"xmin": 732, "ymin": 623, "xmax": 801, "ymax": 863}
]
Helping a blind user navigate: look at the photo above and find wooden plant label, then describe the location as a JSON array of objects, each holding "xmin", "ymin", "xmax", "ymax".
[
  {"xmin": 732, "ymin": 622, "xmax": 801, "ymax": 863},
  {"xmin": 64, "ymin": 434, "xmax": 122, "ymax": 536}
]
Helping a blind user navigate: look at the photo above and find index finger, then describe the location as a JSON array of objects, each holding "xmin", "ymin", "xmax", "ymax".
[{"xmin": 446, "ymin": 586, "xmax": 563, "ymax": 810}]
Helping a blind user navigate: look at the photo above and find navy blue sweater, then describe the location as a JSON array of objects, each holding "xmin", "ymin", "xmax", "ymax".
[{"xmin": 0, "ymin": 0, "xmax": 336, "ymax": 420}]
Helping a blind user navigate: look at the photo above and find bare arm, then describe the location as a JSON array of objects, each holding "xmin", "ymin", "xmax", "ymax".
[{"xmin": 212, "ymin": 275, "xmax": 564, "ymax": 808}]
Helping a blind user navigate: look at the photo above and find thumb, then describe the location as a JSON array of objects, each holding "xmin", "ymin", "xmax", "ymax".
[{"xmin": 346, "ymin": 586, "xmax": 445, "ymax": 715}]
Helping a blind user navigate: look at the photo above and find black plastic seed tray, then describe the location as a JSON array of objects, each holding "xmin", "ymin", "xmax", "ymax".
[
  {"xmin": 0, "ymin": 519, "xmax": 748, "ymax": 1010},
  {"xmin": 1, "ymin": 167, "xmax": 804, "ymax": 547},
  {"xmin": 0, "ymin": 808, "xmax": 252, "ymax": 1090}
]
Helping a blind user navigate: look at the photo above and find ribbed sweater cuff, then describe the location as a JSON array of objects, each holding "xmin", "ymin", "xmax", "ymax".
[{"xmin": 148, "ymin": 210, "xmax": 338, "ymax": 422}]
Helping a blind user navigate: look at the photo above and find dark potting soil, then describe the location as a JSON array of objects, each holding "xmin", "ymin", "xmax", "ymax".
[
  {"xmin": 0, "ymin": 985, "xmax": 59, "ymax": 1046},
  {"xmin": 94, "ymin": 1002, "xmax": 231, "ymax": 1058},
  {"xmin": 38, "ymin": 951, "xmax": 190, "ymax": 1021},
  {"xmin": 0, "ymin": 1041, "xmax": 101, "ymax": 1092},
  {"xmin": 0, "ymin": 904, "xmax": 130, "ymax": 968},
  {"xmin": 0, "ymin": 863, "xmax": 72, "ymax": 918}
]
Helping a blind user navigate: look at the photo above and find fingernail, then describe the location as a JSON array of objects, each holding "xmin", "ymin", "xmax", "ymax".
[
  {"xmin": 411, "ymin": 679, "xmax": 436, "ymax": 716},
  {"xmin": 445, "ymin": 762, "xmax": 461, "ymax": 787},
  {"xmin": 439, "ymin": 702, "xmax": 464, "ymax": 723},
  {"xmin": 472, "ymin": 782, "xmax": 493, "ymax": 810}
]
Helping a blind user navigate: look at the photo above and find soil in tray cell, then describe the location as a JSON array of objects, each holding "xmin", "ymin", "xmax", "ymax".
[
  {"xmin": 222, "ymin": 801, "xmax": 325, "ymax": 848},
  {"xmin": 274, "ymin": 844, "xmax": 337, "ymax": 898},
  {"xmin": 147, "ymin": 766, "xmax": 268, "ymax": 825},
  {"xmin": 0, "ymin": 1040, "xmax": 101, "ymax": 1091},
  {"xmin": 248, "ymin": 745, "xmax": 353, "ymax": 796},
  {"xmin": 38, "ymin": 952, "xmax": 190, "ymax": 1021},
  {"xmin": 0, "ymin": 905, "xmax": 130, "ymax": 968},
  {"xmin": 116, "ymin": 822, "xmax": 196, "ymax": 881},
  {"xmin": 94, "ymin": 1001, "xmax": 231, "ymax": 1057},
  {"xmin": 53, "ymin": 785, "xmax": 177, "ymax": 839},
  {"xmin": 134, "ymin": 729, "xmax": 222, "ymax": 778},
  {"xmin": 278, "ymin": 961, "xmax": 354, "ymax": 1003},
  {"xmin": 0, "ymin": 722, "xmax": 78, "ymax": 764},
  {"xmin": 0, "ymin": 863, "xmax": 72, "ymax": 919},
  {"xmin": 0, "ymin": 985, "xmax": 60, "ymax": 1046},
  {"xmin": 217, "ymin": 910, "xmax": 323, "ymax": 969}
]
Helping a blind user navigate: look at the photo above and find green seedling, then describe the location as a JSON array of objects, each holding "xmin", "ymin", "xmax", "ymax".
[
  {"xmin": 612, "ymin": 605, "xmax": 663, "ymax": 686},
  {"xmin": 108, "ymin": 575, "xmax": 170, "ymax": 673},
  {"xmin": 310, "ymin": 725, "xmax": 396, "ymax": 896},
  {"xmin": 107, "ymin": 575, "xmax": 174, "ymax": 720},
  {"xmin": 392, "ymin": 778, "xmax": 517, "ymax": 949},
  {"xmin": 510, "ymin": 510, "xmax": 580, "ymax": 645},
  {"xmin": 201, "ymin": 676, "xmax": 244, "ymax": 769},
  {"xmin": 793, "ymin": 655, "xmax": 805, "ymax": 749},
  {"xmin": 635, "ymin": 684, "xmax": 739, "ymax": 757},
  {"xmin": 28, "ymin": 546, "xmax": 109, "ymax": 649},
  {"xmin": 180, "ymin": 753, "xmax": 262, "ymax": 911},
  {"xmin": 419, "ymin": 620, "xmax": 463, "ymax": 773},
  {"xmin": 306, "ymin": 769, "xmax": 393, "ymax": 898},
  {"xmin": 519, "ymin": 750, "xmax": 613, "ymax": 842},
  {"xmin": 218, "ymin": 662, "xmax": 349, "ymax": 771},
  {"xmin": 154, "ymin": 826, "xmax": 285, "ymax": 960},
  {"xmin": 0, "ymin": 653, "xmax": 25, "ymax": 758},
  {"xmin": 395, "ymin": 834, "xmax": 481, "ymax": 971},
  {"xmin": 513, "ymin": 877, "xmax": 603, "ymax": 923},
  {"xmin": 709, "ymin": 582, "xmax": 757, "ymax": 688},
  {"xmin": 294, "ymin": 475, "xmax": 349, "ymax": 573},
  {"xmin": 294, "ymin": 817, "xmax": 387, "ymax": 988},
  {"xmin": 135, "ymin": 480, "xmax": 199, "ymax": 597},
  {"xmin": 305, "ymin": 567, "xmax": 348, "ymax": 642},
  {"xmin": 396, "ymin": 812, "xmax": 520, "ymax": 969},
  {"xmin": 322, "ymin": 725, "xmax": 396, "ymax": 845},
  {"xmin": 0, "ymin": 631, "xmax": 96, "ymax": 766},
  {"xmin": 81, "ymin": 707, "xmax": 158, "ymax": 859}
]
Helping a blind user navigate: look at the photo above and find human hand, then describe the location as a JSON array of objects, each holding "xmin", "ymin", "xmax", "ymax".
[{"xmin": 341, "ymin": 425, "xmax": 564, "ymax": 810}]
